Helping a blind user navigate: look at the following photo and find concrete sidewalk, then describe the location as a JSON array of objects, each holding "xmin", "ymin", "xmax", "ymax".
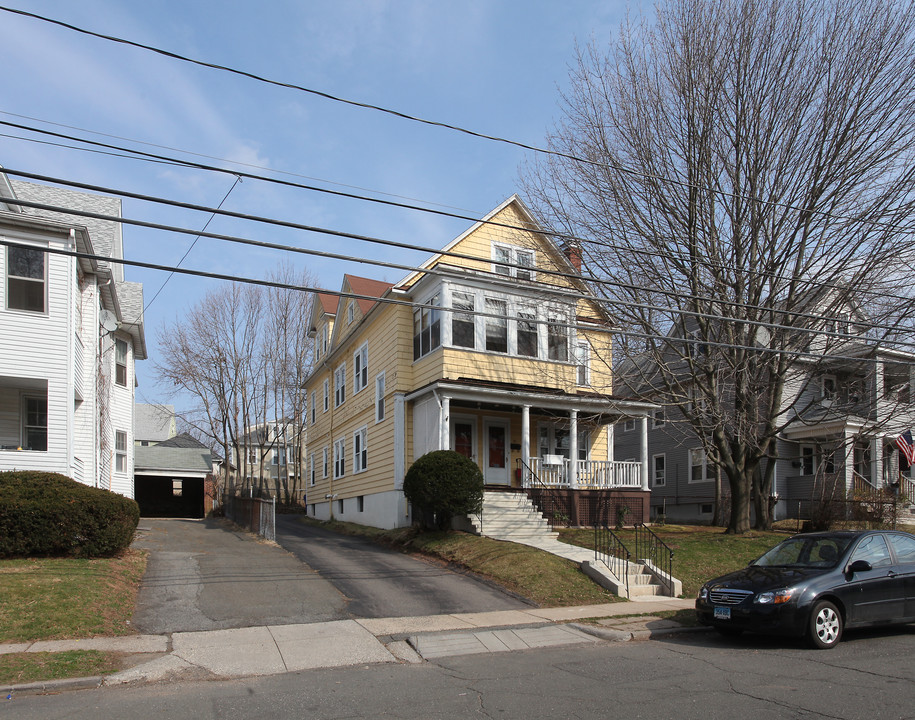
[{"xmin": 1, "ymin": 598, "xmax": 697, "ymax": 694}]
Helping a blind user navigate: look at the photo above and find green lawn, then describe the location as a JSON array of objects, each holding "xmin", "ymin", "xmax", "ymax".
[
  {"xmin": 0, "ymin": 550, "xmax": 146, "ymax": 643},
  {"xmin": 558, "ymin": 525, "xmax": 786, "ymax": 597}
]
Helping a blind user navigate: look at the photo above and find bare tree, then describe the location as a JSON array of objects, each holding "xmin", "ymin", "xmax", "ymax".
[
  {"xmin": 522, "ymin": 0, "xmax": 915, "ymax": 533},
  {"xmin": 156, "ymin": 272, "xmax": 313, "ymax": 504}
]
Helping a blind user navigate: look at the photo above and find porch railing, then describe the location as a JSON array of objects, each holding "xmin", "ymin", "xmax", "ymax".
[
  {"xmin": 899, "ymin": 474, "xmax": 915, "ymax": 502},
  {"xmin": 634, "ymin": 523, "xmax": 675, "ymax": 595},
  {"xmin": 523, "ymin": 458, "xmax": 642, "ymax": 489},
  {"xmin": 594, "ymin": 524, "xmax": 630, "ymax": 598}
]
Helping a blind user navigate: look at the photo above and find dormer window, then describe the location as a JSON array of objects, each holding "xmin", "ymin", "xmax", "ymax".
[{"xmin": 492, "ymin": 244, "xmax": 535, "ymax": 281}]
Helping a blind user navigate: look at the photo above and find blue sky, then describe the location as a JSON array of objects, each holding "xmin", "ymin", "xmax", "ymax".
[{"xmin": 0, "ymin": 1, "xmax": 628, "ymax": 404}]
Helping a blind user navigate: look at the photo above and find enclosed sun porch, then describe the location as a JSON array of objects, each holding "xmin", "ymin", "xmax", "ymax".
[{"xmin": 407, "ymin": 379, "xmax": 657, "ymax": 526}]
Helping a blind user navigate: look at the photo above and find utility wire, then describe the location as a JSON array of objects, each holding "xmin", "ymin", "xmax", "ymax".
[
  {"xmin": 4, "ymin": 119, "xmax": 912, "ymax": 316},
  {"xmin": 0, "ymin": 109, "xmax": 475, "ymax": 215},
  {"xmin": 3, "ymin": 5, "xmax": 913, "ymax": 239},
  {"xmin": 3, "ymin": 189, "xmax": 914, "ymax": 354},
  {"xmin": 1, "ymin": 235, "xmax": 909, "ymax": 368}
]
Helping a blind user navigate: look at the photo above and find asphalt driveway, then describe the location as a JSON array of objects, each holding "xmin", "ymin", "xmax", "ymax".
[
  {"xmin": 130, "ymin": 516, "xmax": 530, "ymax": 634},
  {"xmin": 274, "ymin": 515, "xmax": 532, "ymax": 618},
  {"xmin": 131, "ymin": 518, "xmax": 348, "ymax": 634}
]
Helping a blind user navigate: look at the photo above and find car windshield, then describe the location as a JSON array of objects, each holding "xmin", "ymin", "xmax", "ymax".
[{"xmin": 752, "ymin": 536, "xmax": 854, "ymax": 569}]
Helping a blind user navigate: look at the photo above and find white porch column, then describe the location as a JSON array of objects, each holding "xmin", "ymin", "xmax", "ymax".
[
  {"xmin": 843, "ymin": 428, "xmax": 855, "ymax": 496},
  {"xmin": 606, "ymin": 423, "xmax": 614, "ymax": 463},
  {"xmin": 569, "ymin": 409, "xmax": 578, "ymax": 489},
  {"xmin": 440, "ymin": 396, "xmax": 451, "ymax": 451},
  {"xmin": 521, "ymin": 405, "xmax": 530, "ymax": 487},
  {"xmin": 640, "ymin": 415, "xmax": 649, "ymax": 492},
  {"xmin": 871, "ymin": 434, "xmax": 884, "ymax": 488}
]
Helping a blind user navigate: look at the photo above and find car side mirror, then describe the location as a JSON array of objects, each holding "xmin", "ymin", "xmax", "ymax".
[{"xmin": 847, "ymin": 559, "xmax": 872, "ymax": 574}]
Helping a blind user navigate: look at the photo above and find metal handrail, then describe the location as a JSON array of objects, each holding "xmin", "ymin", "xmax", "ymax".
[
  {"xmin": 594, "ymin": 524, "xmax": 630, "ymax": 597},
  {"xmin": 517, "ymin": 458, "xmax": 569, "ymax": 528},
  {"xmin": 634, "ymin": 522, "xmax": 674, "ymax": 594}
]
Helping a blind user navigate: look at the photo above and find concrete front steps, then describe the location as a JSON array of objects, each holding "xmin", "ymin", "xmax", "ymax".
[{"xmin": 469, "ymin": 490, "xmax": 680, "ymax": 599}]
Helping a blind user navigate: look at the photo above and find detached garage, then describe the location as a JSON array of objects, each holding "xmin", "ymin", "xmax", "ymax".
[{"xmin": 134, "ymin": 445, "xmax": 214, "ymax": 518}]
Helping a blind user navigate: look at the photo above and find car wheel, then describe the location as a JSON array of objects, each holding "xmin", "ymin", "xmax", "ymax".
[{"xmin": 809, "ymin": 600, "xmax": 842, "ymax": 649}]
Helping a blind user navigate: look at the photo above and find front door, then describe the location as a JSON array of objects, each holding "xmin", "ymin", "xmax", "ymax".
[
  {"xmin": 451, "ymin": 417, "xmax": 477, "ymax": 462},
  {"xmin": 484, "ymin": 420, "xmax": 510, "ymax": 485}
]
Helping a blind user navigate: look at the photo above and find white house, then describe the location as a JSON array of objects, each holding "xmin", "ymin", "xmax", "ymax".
[{"xmin": 0, "ymin": 170, "xmax": 146, "ymax": 497}]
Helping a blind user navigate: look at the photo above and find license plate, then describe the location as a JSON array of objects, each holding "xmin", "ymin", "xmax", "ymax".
[{"xmin": 714, "ymin": 607, "xmax": 731, "ymax": 620}]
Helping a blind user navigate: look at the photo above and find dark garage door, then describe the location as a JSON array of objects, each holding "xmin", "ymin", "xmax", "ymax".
[{"xmin": 136, "ymin": 476, "xmax": 205, "ymax": 518}]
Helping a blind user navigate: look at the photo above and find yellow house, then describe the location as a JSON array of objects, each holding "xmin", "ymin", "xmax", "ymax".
[{"xmin": 303, "ymin": 196, "xmax": 656, "ymax": 530}]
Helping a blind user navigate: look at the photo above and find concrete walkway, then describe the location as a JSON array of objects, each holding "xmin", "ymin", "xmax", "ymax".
[{"xmin": 1, "ymin": 598, "xmax": 697, "ymax": 693}]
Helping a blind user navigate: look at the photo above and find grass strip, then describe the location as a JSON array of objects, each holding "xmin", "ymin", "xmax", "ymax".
[
  {"xmin": 0, "ymin": 549, "xmax": 146, "ymax": 643},
  {"xmin": 0, "ymin": 650, "xmax": 121, "ymax": 686}
]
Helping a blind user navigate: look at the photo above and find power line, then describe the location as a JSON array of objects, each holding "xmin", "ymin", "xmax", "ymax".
[
  {"xmin": 4, "ymin": 119, "xmax": 911, "ymax": 318},
  {"xmin": 3, "ymin": 188, "xmax": 915, "ymax": 357},
  {"xmin": 4, "ymin": 4, "xmax": 913, "ymax": 241},
  {"xmin": 0, "ymin": 110, "xmax": 477, "ymax": 216},
  {"xmin": 1, "ymin": 235, "xmax": 909, "ymax": 368},
  {"xmin": 4, "ymin": 165, "xmax": 914, "ymax": 348}
]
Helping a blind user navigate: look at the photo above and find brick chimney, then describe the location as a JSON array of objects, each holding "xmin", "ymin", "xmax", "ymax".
[{"xmin": 562, "ymin": 241, "xmax": 582, "ymax": 272}]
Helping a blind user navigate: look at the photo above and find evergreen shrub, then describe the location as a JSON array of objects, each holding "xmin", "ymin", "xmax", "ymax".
[
  {"xmin": 0, "ymin": 470, "xmax": 140, "ymax": 557},
  {"xmin": 403, "ymin": 450, "xmax": 484, "ymax": 530}
]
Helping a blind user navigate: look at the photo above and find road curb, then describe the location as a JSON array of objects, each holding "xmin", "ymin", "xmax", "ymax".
[{"xmin": 3, "ymin": 674, "xmax": 104, "ymax": 697}]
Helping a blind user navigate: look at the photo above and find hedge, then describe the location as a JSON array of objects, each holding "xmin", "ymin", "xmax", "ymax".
[{"xmin": 0, "ymin": 471, "xmax": 140, "ymax": 558}]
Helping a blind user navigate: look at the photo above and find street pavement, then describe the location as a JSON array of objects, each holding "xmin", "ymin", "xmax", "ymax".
[{"xmin": 1, "ymin": 517, "xmax": 696, "ymax": 695}]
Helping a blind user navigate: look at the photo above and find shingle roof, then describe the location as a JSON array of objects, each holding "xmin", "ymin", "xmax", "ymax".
[
  {"xmin": 9, "ymin": 179, "xmax": 122, "ymax": 268},
  {"xmin": 135, "ymin": 446, "xmax": 212, "ymax": 474},
  {"xmin": 157, "ymin": 432, "xmax": 209, "ymax": 449},
  {"xmin": 344, "ymin": 274, "xmax": 394, "ymax": 315}
]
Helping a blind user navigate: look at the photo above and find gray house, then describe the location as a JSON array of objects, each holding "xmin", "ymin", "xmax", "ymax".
[{"xmin": 615, "ymin": 306, "xmax": 915, "ymax": 524}]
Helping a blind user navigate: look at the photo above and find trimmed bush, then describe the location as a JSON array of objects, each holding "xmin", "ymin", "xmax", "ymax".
[
  {"xmin": 403, "ymin": 450, "xmax": 484, "ymax": 530},
  {"xmin": 0, "ymin": 471, "xmax": 140, "ymax": 558}
]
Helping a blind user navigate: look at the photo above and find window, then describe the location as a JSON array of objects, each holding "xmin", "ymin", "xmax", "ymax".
[
  {"xmin": 7, "ymin": 245, "xmax": 45, "ymax": 312},
  {"xmin": 172, "ymin": 480, "xmax": 183, "ymax": 497},
  {"xmin": 115, "ymin": 430, "xmax": 127, "ymax": 473},
  {"xmin": 851, "ymin": 534, "xmax": 892, "ymax": 569},
  {"xmin": 115, "ymin": 339, "xmax": 128, "ymax": 387},
  {"xmin": 413, "ymin": 294, "xmax": 441, "ymax": 360},
  {"xmin": 800, "ymin": 445, "xmax": 816, "ymax": 475},
  {"xmin": 322, "ymin": 447, "xmax": 328, "ymax": 478},
  {"xmin": 547, "ymin": 316, "xmax": 568, "ymax": 361},
  {"xmin": 700, "ymin": 503, "xmax": 714, "ymax": 515},
  {"xmin": 653, "ymin": 454, "xmax": 666, "ymax": 487},
  {"xmin": 623, "ymin": 418, "xmax": 635, "ymax": 432},
  {"xmin": 375, "ymin": 372, "xmax": 386, "ymax": 423},
  {"xmin": 492, "ymin": 244, "xmax": 535, "ymax": 280},
  {"xmin": 485, "ymin": 298, "xmax": 508, "ymax": 353},
  {"xmin": 357, "ymin": 495, "xmax": 365, "ymax": 512},
  {"xmin": 353, "ymin": 426, "xmax": 367, "ymax": 473},
  {"xmin": 334, "ymin": 363, "xmax": 346, "ymax": 407},
  {"xmin": 822, "ymin": 375, "xmax": 836, "ymax": 402},
  {"xmin": 273, "ymin": 445, "xmax": 287, "ymax": 466},
  {"xmin": 22, "ymin": 395, "xmax": 47, "ymax": 451},
  {"xmin": 321, "ymin": 324, "xmax": 328, "ymax": 355},
  {"xmin": 309, "ymin": 453, "xmax": 316, "ymax": 486},
  {"xmin": 311, "ymin": 391, "xmax": 316, "ymax": 424},
  {"xmin": 323, "ymin": 379, "xmax": 329, "ymax": 412},
  {"xmin": 517, "ymin": 308, "xmax": 538, "ymax": 358},
  {"xmin": 334, "ymin": 438, "xmax": 346, "ymax": 478},
  {"xmin": 347, "ymin": 301, "xmax": 355, "ymax": 324},
  {"xmin": 353, "ymin": 344, "xmax": 368, "ymax": 393},
  {"xmin": 653, "ymin": 409, "xmax": 665, "ymax": 428},
  {"xmin": 575, "ymin": 342, "xmax": 589, "ymax": 385},
  {"xmin": 451, "ymin": 292, "xmax": 475, "ymax": 349},
  {"xmin": 690, "ymin": 448, "xmax": 711, "ymax": 482}
]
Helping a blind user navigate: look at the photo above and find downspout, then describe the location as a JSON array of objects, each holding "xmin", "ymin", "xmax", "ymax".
[{"xmin": 66, "ymin": 230, "xmax": 75, "ymax": 480}]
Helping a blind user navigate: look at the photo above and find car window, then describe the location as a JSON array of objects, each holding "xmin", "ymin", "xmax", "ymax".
[
  {"xmin": 850, "ymin": 535, "xmax": 893, "ymax": 569},
  {"xmin": 755, "ymin": 538, "xmax": 804, "ymax": 566},
  {"xmin": 808, "ymin": 539, "xmax": 842, "ymax": 567},
  {"xmin": 888, "ymin": 534, "xmax": 915, "ymax": 563},
  {"xmin": 754, "ymin": 536, "xmax": 851, "ymax": 568}
]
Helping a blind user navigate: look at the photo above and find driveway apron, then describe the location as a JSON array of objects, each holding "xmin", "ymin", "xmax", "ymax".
[
  {"xmin": 131, "ymin": 518, "xmax": 348, "ymax": 634},
  {"xmin": 274, "ymin": 516, "xmax": 532, "ymax": 618}
]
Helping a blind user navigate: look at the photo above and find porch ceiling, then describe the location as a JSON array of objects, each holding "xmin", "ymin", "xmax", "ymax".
[{"xmin": 0, "ymin": 375, "xmax": 47, "ymax": 392}]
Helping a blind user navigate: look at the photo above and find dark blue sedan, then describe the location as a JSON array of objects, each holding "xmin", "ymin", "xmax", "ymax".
[{"xmin": 695, "ymin": 529, "xmax": 915, "ymax": 648}]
